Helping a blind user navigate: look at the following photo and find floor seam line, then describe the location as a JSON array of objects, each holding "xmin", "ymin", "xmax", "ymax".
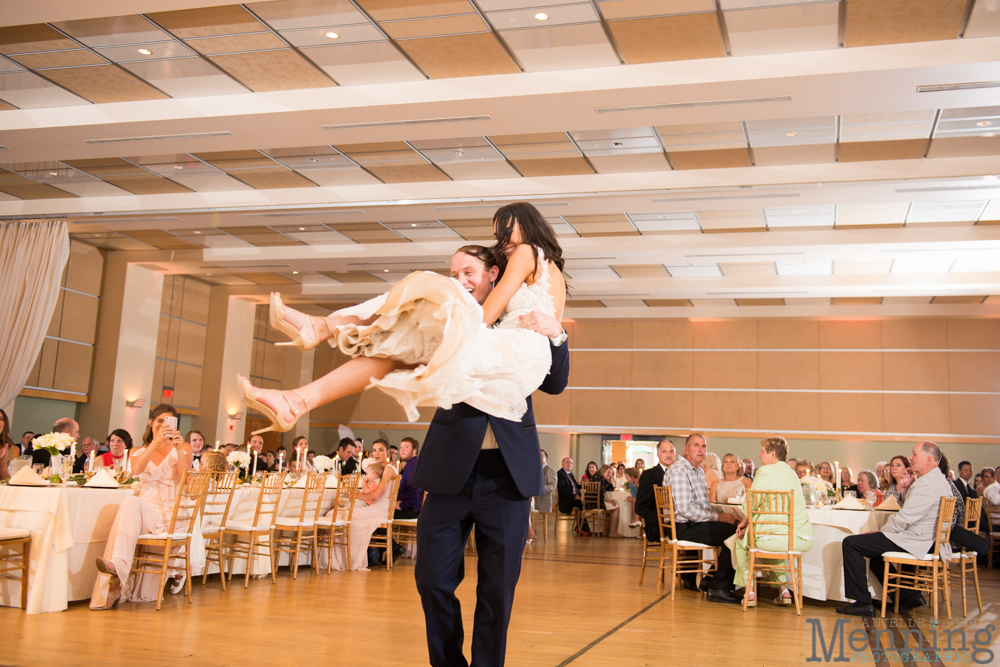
[{"xmin": 552, "ymin": 592, "xmax": 671, "ymax": 667}]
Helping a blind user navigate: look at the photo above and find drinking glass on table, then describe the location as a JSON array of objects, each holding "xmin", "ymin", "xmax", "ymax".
[
  {"xmin": 864, "ymin": 490, "xmax": 877, "ymax": 506},
  {"xmin": 32, "ymin": 463, "xmax": 44, "ymax": 476},
  {"xmin": 844, "ymin": 490, "xmax": 856, "ymax": 499}
]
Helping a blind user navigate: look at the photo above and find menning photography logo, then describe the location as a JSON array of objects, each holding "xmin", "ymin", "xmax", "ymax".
[{"xmin": 805, "ymin": 618, "xmax": 996, "ymax": 664}]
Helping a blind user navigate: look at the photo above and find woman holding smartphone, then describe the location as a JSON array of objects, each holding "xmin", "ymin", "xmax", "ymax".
[{"xmin": 90, "ymin": 404, "xmax": 194, "ymax": 610}]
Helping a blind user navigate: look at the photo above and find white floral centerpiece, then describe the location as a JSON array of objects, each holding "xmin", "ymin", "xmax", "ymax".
[
  {"xmin": 227, "ymin": 451, "xmax": 251, "ymax": 469},
  {"xmin": 360, "ymin": 457, "xmax": 374, "ymax": 472},
  {"xmin": 800, "ymin": 475, "xmax": 835, "ymax": 505},
  {"xmin": 32, "ymin": 432, "xmax": 75, "ymax": 456},
  {"xmin": 312, "ymin": 455, "xmax": 335, "ymax": 473}
]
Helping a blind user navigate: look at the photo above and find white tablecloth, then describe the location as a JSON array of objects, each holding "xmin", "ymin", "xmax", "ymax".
[
  {"xmin": 711, "ymin": 503, "xmax": 895, "ymax": 601},
  {"xmin": 604, "ymin": 491, "xmax": 641, "ymax": 538}
]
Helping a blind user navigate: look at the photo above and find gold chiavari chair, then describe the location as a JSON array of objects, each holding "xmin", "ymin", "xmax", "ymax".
[
  {"xmin": 637, "ymin": 516, "xmax": 658, "ymax": 586},
  {"xmin": 222, "ymin": 471, "xmax": 285, "ymax": 588},
  {"xmin": 983, "ymin": 498, "xmax": 1000, "ymax": 570},
  {"xmin": 316, "ymin": 473, "xmax": 360, "ymax": 573},
  {"xmin": 369, "ymin": 477, "xmax": 401, "ymax": 569},
  {"xmin": 0, "ymin": 529, "xmax": 31, "ymax": 610},
  {"xmin": 273, "ymin": 472, "xmax": 327, "ymax": 579},
  {"xmin": 529, "ymin": 497, "xmax": 549, "ymax": 542},
  {"xmin": 200, "ymin": 471, "xmax": 238, "ymax": 590},
  {"xmin": 742, "ymin": 490, "xmax": 804, "ymax": 615},
  {"xmin": 580, "ymin": 481, "xmax": 610, "ymax": 537},
  {"xmin": 131, "ymin": 471, "xmax": 211, "ymax": 611},
  {"xmin": 653, "ymin": 485, "xmax": 717, "ymax": 596},
  {"xmin": 393, "ymin": 489, "xmax": 426, "ymax": 553},
  {"xmin": 946, "ymin": 496, "xmax": 984, "ymax": 616},
  {"xmin": 881, "ymin": 496, "xmax": 956, "ymax": 622}
]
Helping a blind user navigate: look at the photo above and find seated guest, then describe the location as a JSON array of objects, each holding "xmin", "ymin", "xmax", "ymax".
[
  {"xmin": 883, "ymin": 456, "xmax": 910, "ymax": 502},
  {"xmin": 274, "ymin": 445, "xmax": 287, "ymax": 470},
  {"xmin": 200, "ymin": 450, "xmax": 226, "ymax": 473},
  {"xmin": 742, "ymin": 458, "xmax": 755, "ymax": 481},
  {"xmin": 388, "ymin": 445, "xmax": 399, "ymax": 465},
  {"xmin": 635, "ymin": 458, "xmax": 645, "ymax": 474},
  {"xmin": 624, "ymin": 467, "xmax": 640, "ymax": 498},
  {"xmin": 307, "ymin": 450, "xmax": 317, "ymax": 466},
  {"xmin": 186, "ymin": 431, "xmax": 206, "ymax": 469},
  {"xmin": 733, "ymin": 436, "xmax": 813, "ymax": 606},
  {"xmin": 856, "ymin": 470, "xmax": 884, "ymax": 505},
  {"xmin": 581, "ymin": 461, "xmax": 598, "ymax": 483},
  {"xmin": 702, "ymin": 452, "xmax": 722, "ymax": 488},
  {"xmin": 335, "ymin": 438, "xmax": 358, "ymax": 474},
  {"xmin": 954, "ymin": 460, "xmax": 976, "ymax": 500},
  {"xmin": 837, "ymin": 440, "xmax": 953, "ymax": 616},
  {"xmin": 879, "ymin": 465, "xmax": 894, "ymax": 493},
  {"xmin": 975, "ymin": 468, "xmax": 994, "ymax": 497},
  {"xmin": 262, "ymin": 451, "xmax": 276, "ymax": 472},
  {"xmin": 0, "ymin": 409, "xmax": 14, "ymax": 481},
  {"xmin": 529, "ymin": 449, "xmax": 558, "ymax": 541},
  {"xmin": 787, "ymin": 458, "xmax": 798, "ymax": 471},
  {"xmin": 711, "ymin": 453, "xmax": 752, "ymax": 503},
  {"xmin": 634, "ymin": 440, "xmax": 675, "ymax": 543},
  {"xmin": 73, "ymin": 437, "xmax": 99, "ymax": 473},
  {"xmin": 816, "ymin": 461, "xmax": 835, "ymax": 485},
  {"xmin": 98, "ymin": 430, "xmax": 132, "ymax": 469},
  {"xmin": 973, "ymin": 473, "xmax": 982, "ymax": 489},
  {"xmin": 982, "ymin": 468, "xmax": 1000, "ymax": 507},
  {"xmin": 794, "ymin": 460, "xmax": 813, "ymax": 479},
  {"xmin": 840, "ymin": 466, "xmax": 858, "ymax": 496},
  {"xmin": 616, "ymin": 462, "xmax": 627, "ymax": 487},
  {"xmin": 90, "ymin": 404, "xmax": 193, "ymax": 609},
  {"xmin": 20, "ymin": 430, "xmax": 35, "ymax": 456},
  {"xmin": 394, "ymin": 437, "xmax": 422, "ymax": 520},
  {"xmin": 32, "ymin": 417, "xmax": 79, "ymax": 467},
  {"xmin": 666, "ymin": 433, "xmax": 742, "ymax": 603},
  {"xmin": 223, "ymin": 444, "xmax": 236, "ymax": 456},
  {"xmin": 557, "ymin": 457, "xmax": 589, "ymax": 533}
]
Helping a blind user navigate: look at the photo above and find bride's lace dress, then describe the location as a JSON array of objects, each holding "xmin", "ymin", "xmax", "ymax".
[{"xmin": 332, "ymin": 248, "xmax": 556, "ymax": 421}]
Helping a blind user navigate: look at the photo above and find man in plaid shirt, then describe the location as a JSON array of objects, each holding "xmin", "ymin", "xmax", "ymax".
[{"xmin": 666, "ymin": 433, "xmax": 742, "ymax": 604}]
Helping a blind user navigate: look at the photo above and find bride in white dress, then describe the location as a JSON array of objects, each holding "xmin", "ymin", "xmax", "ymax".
[{"xmin": 238, "ymin": 202, "xmax": 567, "ymax": 432}]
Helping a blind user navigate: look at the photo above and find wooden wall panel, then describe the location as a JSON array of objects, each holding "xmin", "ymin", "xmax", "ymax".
[
  {"xmin": 820, "ymin": 393, "xmax": 883, "ymax": 433},
  {"xmin": 631, "ymin": 351, "xmax": 693, "ymax": 388},
  {"xmin": 693, "ymin": 351, "xmax": 757, "ymax": 388},
  {"xmin": 881, "ymin": 320, "xmax": 948, "ymax": 349},
  {"xmin": 58, "ymin": 290, "xmax": 99, "ymax": 345},
  {"xmin": 173, "ymin": 362, "xmax": 203, "ymax": 409},
  {"xmin": 757, "ymin": 351, "xmax": 819, "ymax": 389},
  {"xmin": 631, "ymin": 390, "xmax": 692, "ymax": 428},
  {"xmin": 571, "ymin": 351, "xmax": 632, "ymax": 387},
  {"xmin": 177, "ymin": 320, "xmax": 207, "ymax": 366},
  {"xmin": 882, "ymin": 352, "xmax": 949, "ymax": 391},
  {"xmin": 819, "ymin": 351, "xmax": 883, "ymax": 390},
  {"xmin": 949, "ymin": 395, "xmax": 1000, "ymax": 436},
  {"xmin": 46, "ymin": 290, "xmax": 63, "ymax": 338},
  {"xmin": 819, "ymin": 320, "xmax": 882, "ymax": 348},
  {"xmin": 64, "ymin": 241, "xmax": 104, "ymax": 296},
  {"xmin": 758, "ymin": 320, "xmax": 819, "ymax": 349},
  {"xmin": 533, "ymin": 389, "xmax": 571, "ymax": 425},
  {"xmin": 572, "ymin": 320, "xmax": 633, "ymax": 348},
  {"xmin": 948, "ymin": 352, "xmax": 1000, "ymax": 392},
  {"xmin": 758, "ymin": 392, "xmax": 820, "ymax": 432},
  {"xmin": 947, "ymin": 320, "xmax": 1000, "ymax": 349},
  {"xmin": 53, "ymin": 340, "xmax": 92, "ymax": 394},
  {"xmin": 693, "ymin": 320, "xmax": 757, "ymax": 349},
  {"xmin": 570, "ymin": 389, "xmax": 631, "ymax": 426},
  {"xmin": 884, "ymin": 393, "xmax": 950, "ymax": 435},
  {"xmin": 632, "ymin": 320, "xmax": 693, "ymax": 348},
  {"xmin": 693, "ymin": 391, "xmax": 756, "ymax": 430}
]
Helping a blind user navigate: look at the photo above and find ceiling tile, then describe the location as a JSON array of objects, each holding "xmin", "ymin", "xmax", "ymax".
[
  {"xmin": 301, "ymin": 42, "xmax": 426, "ymax": 84},
  {"xmin": 832, "ymin": 297, "xmax": 883, "ymax": 305},
  {"xmin": 833, "ymin": 259, "xmax": 893, "ymax": 275},
  {"xmin": 39, "ymin": 65, "xmax": 169, "ymax": 104},
  {"xmin": 588, "ymin": 153, "xmax": 671, "ymax": 173},
  {"xmin": 436, "ymin": 160, "xmax": 521, "ymax": 180},
  {"xmin": 600, "ymin": 299, "xmax": 648, "ymax": 308},
  {"xmin": 752, "ymin": 144, "xmax": 835, "ymax": 166},
  {"xmin": 964, "ymin": 0, "xmax": 1000, "ymax": 37},
  {"xmin": 232, "ymin": 272, "xmax": 300, "ymax": 285},
  {"xmin": 170, "ymin": 229, "xmax": 254, "ymax": 248},
  {"xmin": 659, "ymin": 122, "xmax": 746, "ymax": 151},
  {"xmin": 669, "ymin": 148, "xmax": 752, "ymax": 170},
  {"xmin": 247, "ymin": 0, "xmax": 371, "ymax": 29},
  {"xmin": 565, "ymin": 300, "xmax": 606, "ymax": 308},
  {"xmin": 724, "ymin": 1, "xmax": 838, "ymax": 56},
  {"xmin": 644, "ymin": 299, "xmax": 693, "ymax": 307},
  {"xmin": 720, "ymin": 262, "xmax": 774, "ymax": 277},
  {"xmin": 931, "ymin": 295, "xmax": 986, "ymax": 304},
  {"xmin": 745, "ymin": 116, "xmax": 836, "ymax": 147},
  {"xmin": 382, "ymin": 220, "xmax": 462, "ymax": 239},
  {"xmin": 118, "ymin": 229, "xmax": 202, "ymax": 249},
  {"xmin": 10, "ymin": 165, "xmax": 128, "ymax": 197},
  {"xmin": 978, "ymin": 199, "xmax": 1000, "ymax": 222},
  {"xmin": 359, "ymin": 0, "xmax": 475, "ymax": 21},
  {"xmin": 564, "ymin": 267, "xmax": 620, "ymax": 280},
  {"xmin": 906, "ymin": 201, "xmax": 987, "ymax": 224},
  {"xmin": 95, "ymin": 42, "xmax": 197, "ymax": 63},
  {"xmin": 53, "ymin": 15, "xmax": 172, "ymax": 47},
  {"xmin": 320, "ymin": 270, "xmax": 387, "ymax": 282},
  {"xmin": 844, "ymin": 0, "xmax": 966, "ymax": 47},
  {"xmin": 612, "ymin": 264, "xmax": 669, "ymax": 278},
  {"xmin": 838, "ymin": 139, "xmax": 927, "ymax": 162},
  {"xmin": 0, "ymin": 71, "xmax": 90, "ymax": 108},
  {"xmin": 499, "ymin": 23, "xmax": 619, "ymax": 72},
  {"xmin": 227, "ymin": 168, "xmax": 320, "ymax": 189},
  {"xmin": 145, "ymin": 7, "xmax": 265, "ymax": 38},
  {"xmin": 689, "ymin": 298, "xmax": 736, "ymax": 306},
  {"xmin": 282, "ymin": 25, "xmax": 386, "ymax": 47},
  {"xmin": 949, "ymin": 256, "xmax": 1000, "ymax": 272},
  {"xmin": 121, "ymin": 58, "xmax": 250, "ymax": 97},
  {"xmin": 395, "ymin": 33, "xmax": 519, "ymax": 78},
  {"xmin": 627, "ymin": 211, "xmax": 701, "ymax": 232},
  {"xmin": 775, "ymin": 260, "xmax": 832, "ymax": 275},
  {"xmin": 736, "ymin": 298, "xmax": 784, "ymax": 306},
  {"xmin": 889, "ymin": 257, "xmax": 955, "ymax": 274},
  {"xmin": 665, "ymin": 264, "xmax": 722, "ymax": 277},
  {"xmin": 8, "ymin": 50, "xmax": 107, "ymax": 69},
  {"xmin": 764, "ymin": 205, "xmax": 835, "ymax": 228},
  {"xmin": 329, "ymin": 222, "xmax": 408, "ymax": 243},
  {"xmin": 442, "ymin": 218, "xmax": 495, "ymax": 240},
  {"xmin": 186, "ymin": 32, "xmax": 287, "ymax": 56},
  {"xmin": 0, "ymin": 167, "xmax": 77, "ymax": 199},
  {"xmin": 600, "ymin": 0, "xmax": 715, "ymax": 20},
  {"xmin": 486, "ymin": 4, "xmax": 599, "ymax": 30},
  {"xmin": 509, "ymin": 157, "xmax": 593, "ymax": 177},
  {"xmin": 841, "ymin": 111, "xmax": 936, "ymax": 142},
  {"xmin": 934, "ymin": 106, "xmax": 1000, "ymax": 139},
  {"xmin": 224, "ymin": 226, "xmax": 306, "ymax": 246},
  {"xmin": 383, "ymin": 14, "xmax": 488, "ymax": 39},
  {"xmin": 608, "ymin": 13, "xmax": 726, "ymax": 64},
  {"xmin": 209, "ymin": 50, "xmax": 335, "ymax": 91},
  {"xmin": 836, "ymin": 203, "xmax": 909, "ymax": 227},
  {"xmin": 481, "ymin": 0, "xmax": 588, "ymax": 9},
  {"xmin": 696, "ymin": 209, "xmax": 764, "ymax": 231},
  {"xmin": 0, "ymin": 24, "xmax": 78, "ymax": 54}
]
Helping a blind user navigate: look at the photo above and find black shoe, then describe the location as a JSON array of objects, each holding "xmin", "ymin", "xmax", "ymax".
[
  {"xmin": 836, "ymin": 601, "xmax": 875, "ymax": 617},
  {"xmin": 706, "ymin": 588, "xmax": 742, "ymax": 604},
  {"xmin": 392, "ymin": 545, "xmax": 405, "ymax": 562},
  {"xmin": 898, "ymin": 594, "xmax": 926, "ymax": 612},
  {"xmin": 682, "ymin": 579, "xmax": 698, "ymax": 592},
  {"xmin": 698, "ymin": 577, "xmax": 712, "ymax": 593}
]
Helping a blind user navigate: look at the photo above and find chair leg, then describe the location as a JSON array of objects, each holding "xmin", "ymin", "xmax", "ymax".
[
  {"xmin": 185, "ymin": 543, "xmax": 193, "ymax": 604},
  {"xmin": 669, "ymin": 548, "xmax": 677, "ymax": 599},
  {"xmin": 639, "ymin": 542, "xmax": 647, "ymax": 586},
  {"xmin": 960, "ymin": 559, "xmax": 968, "ymax": 617},
  {"xmin": 881, "ymin": 562, "xmax": 890, "ymax": 618},
  {"xmin": 931, "ymin": 564, "xmax": 939, "ymax": 622},
  {"xmin": 21, "ymin": 539, "xmax": 30, "ymax": 611},
  {"xmin": 941, "ymin": 562, "xmax": 951, "ymax": 620},
  {"xmin": 791, "ymin": 556, "xmax": 802, "ymax": 616},
  {"xmin": 971, "ymin": 559, "xmax": 983, "ymax": 614},
  {"xmin": 386, "ymin": 526, "xmax": 393, "ymax": 570},
  {"xmin": 269, "ymin": 532, "xmax": 277, "ymax": 584},
  {"xmin": 292, "ymin": 529, "xmax": 302, "ymax": 580},
  {"xmin": 155, "ymin": 539, "xmax": 171, "ymax": 611}
]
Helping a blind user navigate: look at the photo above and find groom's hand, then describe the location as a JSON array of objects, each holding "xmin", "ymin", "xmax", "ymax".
[{"xmin": 519, "ymin": 311, "xmax": 563, "ymax": 338}]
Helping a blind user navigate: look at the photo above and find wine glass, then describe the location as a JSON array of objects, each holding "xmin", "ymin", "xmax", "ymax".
[{"xmin": 865, "ymin": 490, "xmax": 877, "ymax": 506}]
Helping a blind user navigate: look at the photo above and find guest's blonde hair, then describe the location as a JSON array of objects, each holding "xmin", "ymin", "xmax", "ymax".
[
  {"xmin": 200, "ymin": 451, "xmax": 226, "ymax": 473},
  {"xmin": 367, "ymin": 461, "xmax": 386, "ymax": 478},
  {"xmin": 701, "ymin": 453, "xmax": 722, "ymax": 477},
  {"xmin": 761, "ymin": 436, "xmax": 789, "ymax": 462},
  {"xmin": 796, "ymin": 459, "xmax": 814, "ymax": 475}
]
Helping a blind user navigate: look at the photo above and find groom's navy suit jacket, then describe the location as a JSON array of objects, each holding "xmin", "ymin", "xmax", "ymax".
[{"xmin": 409, "ymin": 338, "xmax": 570, "ymax": 499}]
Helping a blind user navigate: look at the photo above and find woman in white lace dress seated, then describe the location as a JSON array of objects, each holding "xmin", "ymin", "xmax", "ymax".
[
  {"xmin": 90, "ymin": 404, "xmax": 194, "ymax": 610},
  {"xmin": 238, "ymin": 202, "xmax": 566, "ymax": 433}
]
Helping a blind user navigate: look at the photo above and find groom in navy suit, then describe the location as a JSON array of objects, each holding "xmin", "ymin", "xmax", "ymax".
[{"xmin": 410, "ymin": 245, "xmax": 569, "ymax": 667}]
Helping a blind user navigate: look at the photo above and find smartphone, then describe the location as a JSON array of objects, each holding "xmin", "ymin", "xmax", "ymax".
[{"xmin": 163, "ymin": 415, "xmax": 177, "ymax": 436}]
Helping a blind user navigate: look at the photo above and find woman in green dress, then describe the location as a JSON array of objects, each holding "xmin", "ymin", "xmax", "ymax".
[{"xmin": 733, "ymin": 436, "xmax": 814, "ymax": 606}]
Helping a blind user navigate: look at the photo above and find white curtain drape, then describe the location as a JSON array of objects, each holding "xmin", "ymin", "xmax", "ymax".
[{"xmin": 0, "ymin": 221, "xmax": 70, "ymax": 409}]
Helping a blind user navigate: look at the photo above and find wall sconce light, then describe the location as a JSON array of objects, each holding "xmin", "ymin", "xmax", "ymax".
[
  {"xmin": 126, "ymin": 399, "xmax": 146, "ymax": 409},
  {"xmin": 229, "ymin": 411, "xmax": 244, "ymax": 421}
]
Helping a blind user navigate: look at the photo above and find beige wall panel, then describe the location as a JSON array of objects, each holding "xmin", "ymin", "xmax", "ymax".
[
  {"xmin": 160, "ymin": 275, "xmax": 175, "ymax": 314},
  {"xmin": 360, "ymin": 0, "xmax": 475, "ymax": 21},
  {"xmin": 64, "ymin": 241, "xmax": 104, "ymax": 296},
  {"xmin": 363, "ymin": 163, "xmax": 451, "ymax": 183},
  {"xmin": 176, "ymin": 321, "xmax": 207, "ymax": 367},
  {"xmin": 399, "ymin": 33, "xmax": 519, "ymax": 78},
  {"xmin": 168, "ymin": 279, "xmax": 183, "ymax": 318},
  {"xmin": 312, "ymin": 392, "xmax": 362, "ymax": 422},
  {"xmin": 155, "ymin": 315, "xmax": 168, "ymax": 359},
  {"xmin": 752, "ymin": 144, "xmax": 835, "ymax": 166},
  {"xmin": 946, "ymin": 320, "xmax": 1000, "ymax": 349},
  {"xmin": 46, "ymin": 290, "xmax": 64, "ymax": 338},
  {"xmin": 152, "ymin": 358, "xmax": 164, "ymax": 400},
  {"xmin": 882, "ymin": 352, "xmax": 949, "ymax": 391},
  {"xmin": 58, "ymin": 290, "xmax": 99, "ymax": 345},
  {"xmin": 35, "ymin": 338, "xmax": 58, "ymax": 388},
  {"xmin": 572, "ymin": 351, "xmax": 632, "ymax": 387},
  {"xmin": 693, "ymin": 351, "xmax": 757, "ymax": 389},
  {"xmin": 632, "ymin": 320, "xmax": 694, "ymax": 349},
  {"xmin": 883, "ymin": 393, "xmax": 950, "ymax": 435},
  {"xmin": 162, "ymin": 361, "xmax": 177, "ymax": 394},
  {"xmin": 693, "ymin": 391, "xmax": 756, "ymax": 430},
  {"xmin": 844, "ymin": 0, "xmax": 967, "ymax": 47},
  {"xmin": 41, "ymin": 65, "xmax": 168, "ymax": 103},
  {"xmin": 820, "ymin": 392, "xmax": 883, "ymax": 433},
  {"xmin": 881, "ymin": 320, "xmax": 948, "ymax": 349},
  {"xmin": 668, "ymin": 148, "xmax": 751, "ymax": 170},
  {"xmin": 24, "ymin": 342, "xmax": 43, "ymax": 388},
  {"xmin": 570, "ymin": 389, "xmax": 631, "ymax": 427},
  {"xmin": 839, "ymin": 139, "xmax": 926, "ymax": 162},
  {"xmin": 819, "ymin": 351, "xmax": 883, "ymax": 390},
  {"xmin": 263, "ymin": 343, "xmax": 286, "ymax": 381},
  {"xmin": 382, "ymin": 14, "xmax": 487, "ymax": 39},
  {"xmin": 948, "ymin": 351, "xmax": 1000, "ymax": 392},
  {"xmin": 210, "ymin": 50, "xmax": 334, "ymax": 91},
  {"xmin": 53, "ymin": 340, "xmax": 93, "ymax": 394},
  {"xmin": 631, "ymin": 390, "xmax": 693, "ymax": 428},
  {"xmin": 533, "ymin": 388, "xmax": 571, "ymax": 425},
  {"xmin": 949, "ymin": 394, "xmax": 1000, "ymax": 436},
  {"xmin": 758, "ymin": 351, "xmax": 819, "ymax": 389},
  {"xmin": 610, "ymin": 14, "xmax": 726, "ymax": 63},
  {"xmin": 632, "ymin": 351, "xmax": 693, "ymax": 388},
  {"xmin": 509, "ymin": 157, "xmax": 593, "ymax": 177},
  {"xmin": 180, "ymin": 279, "xmax": 211, "ymax": 324},
  {"xmin": 926, "ymin": 135, "xmax": 1000, "ymax": 158},
  {"xmin": 572, "ymin": 320, "xmax": 633, "ymax": 349},
  {"xmin": 165, "ymin": 318, "xmax": 179, "ymax": 361},
  {"xmin": 757, "ymin": 391, "xmax": 820, "ymax": 432},
  {"xmin": 818, "ymin": 320, "xmax": 882, "ymax": 349},
  {"xmin": 758, "ymin": 320, "xmax": 819, "ymax": 349},
  {"xmin": 693, "ymin": 320, "xmax": 757, "ymax": 349},
  {"xmin": 172, "ymin": 362, "xmax": 203, "ymax": 408}
]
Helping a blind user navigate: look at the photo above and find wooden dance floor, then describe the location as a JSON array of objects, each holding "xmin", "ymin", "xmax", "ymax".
[{"xmin": 4, "ymin": 525, "xmax": 998, "ymax": 666}]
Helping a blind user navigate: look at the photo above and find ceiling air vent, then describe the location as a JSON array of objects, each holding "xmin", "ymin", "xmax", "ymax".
[
  {"xmin": 323, "ymin": 116, "xmax": 491, "ymax": 131},
  {"xmin": 917, "ymin": 82, "xmax": 1000, "ymax": 93},
  {"xmin": 597, "ymin": 96, "xmax": 791, "ymax": 113},
  {"xmin": 84, "ymin": 131, "xmax": 234, "ymax": 145}
]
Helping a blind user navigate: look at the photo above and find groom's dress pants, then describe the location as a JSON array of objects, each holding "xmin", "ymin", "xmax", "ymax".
[{"xmin": 415, "ymin": 449, "xmax": 529, "ymax": 667}]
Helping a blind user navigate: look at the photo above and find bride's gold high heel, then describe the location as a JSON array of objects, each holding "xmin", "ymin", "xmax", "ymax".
[
  {"xmin": 269, "ymin": 292, "xmax": 327, "ymax": 351},
  {"xmin": 236, "ymin": 375, "xmax": 310, "ymax": 435}
]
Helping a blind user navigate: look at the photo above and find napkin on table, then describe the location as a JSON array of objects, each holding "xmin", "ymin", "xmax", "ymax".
[
  {"xmin": 877, "ymin": 495, "xmax": 901, "ymax": 511},
  {"xmin": 833, "ymin": 496, "xmax": 865, "ymax": 510},
  {"xmin": 84, "ymin": 468, "xmax": 119, "ymax": 488},
  {"xmin": 8, "ymin": 466, "xmax": 49, "ymax": 486}
]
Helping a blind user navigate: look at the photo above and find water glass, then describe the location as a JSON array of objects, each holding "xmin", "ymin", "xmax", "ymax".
[
  {"xmin": 865, "ymin": 490, "xmax": 877, "ymax": 506},
  {"xmin": 844, "ymin": 490, "xmax": 856, "ymax": 499}
]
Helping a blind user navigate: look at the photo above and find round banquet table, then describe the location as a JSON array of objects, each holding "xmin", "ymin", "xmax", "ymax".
[
  {"xmin": 604, "ymin": 491, "xmax": 641, "ymax": 538},
  {"xmin": 711, "ymin": 503, "xmax": 895, "ymax": 602}
]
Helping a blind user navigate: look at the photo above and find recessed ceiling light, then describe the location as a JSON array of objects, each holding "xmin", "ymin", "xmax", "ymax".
[
  {"xmin": 795, "ymin": 210, "xmax": 803, "ymax": 214},
  {"xmin": 308, "ymin": 158, "xmax": 318, "ymax": 163},
  {"xmin": 137, "ymin": 48, "xmax": 152, "ymax": 55},
  {"xmin": 411, "ymin": 223, "xmax": 418, "ymax": 227},
  {"xmin": 292, "ymin": 271, "xmax": 298, "ymax": 274},
  {"xmin": 50, "ymin": 171, "xmax": 57, "ymax": 176},
  {"xmin": 612, "ymin": 141, "xmax": 623, "ymax": 146},
  {"xmin": 206, "ymin": 273, "xmax": 212, "ymax": 276},
  {"xmin": 454, "ymin": 150, "xmax": 464, "ymax": 155},
  {"xmin": 384, "ymin": 269, "xmax": 389, "ymax": 272},
  {"xmin": 325, "ymin": 31, "xmax": 340, "ymax": 39},
  {"xmin": 535, "ymin": 13, "xmax": 549, "ymax": 20},
  {"xmin": 509, "ymin": 17, "xmax": 517, "ymax": 21},
  {"xmin": 173, "ymin": 165, "xmax": 183, "ymax": 170},
  {"xmin": 978, "ymin": 121, "xmax": 992, "ymax": 126},
  {"xmin": 786, "ymin": 131, "xmax": 797, "ymax": 137},
  {"xmin": 194, "ymin": 231, "xmax": 200, "ymax": 234}
]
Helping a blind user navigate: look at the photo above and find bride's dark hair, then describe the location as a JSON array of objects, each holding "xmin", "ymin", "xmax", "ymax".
[{"xmin": 491, "ymin": 203, "xmax": 565, "ymax": 280}]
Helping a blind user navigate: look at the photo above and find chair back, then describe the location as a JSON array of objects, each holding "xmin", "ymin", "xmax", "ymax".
[
  {"xmin": 984, "ymin": 499, "xmax": 1000, "ymax": 535},
  {"xmin": 653, "ymin": 485, "xmax": 677, "ymax": 543},
  {"xmin": 930, "ymin": 496, "xmax": 957, "ymax": 557},
  {"xmin": 384, "ymin": 476, "xmax": 401, "ymax": 523},
  {"xmin": 964, "ymin": 497, "xmax": 983, "ymax": 533},
  {"xmin": 250, "ymin": 472, "xmax": 286, "ymax": 530},
  {"xmin": 202, "ymin": 471, "xmax": 238, "ymax": 529},
  {"xmin": 334, "ymin": 473, "xmax": 361, "ymax": 523},
  {"xmin": 582, "ymin": 481, "xmax": 601, "ymax": 511},
  {"xmin": 166, "ymin": 471, "xmax": 212, "ymax": 536},
  {"xmin": 746, "ymin": 490, "xmax": 795, "ymax": 552},
  {"xmin": 301, "ymin": 472, "xmax": 328, "ymax": 523}
]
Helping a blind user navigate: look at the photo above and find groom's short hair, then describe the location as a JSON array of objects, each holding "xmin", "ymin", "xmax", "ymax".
[{"xmin": 455, "ymin": 244, "xmax": 501, "ymax": 271}]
